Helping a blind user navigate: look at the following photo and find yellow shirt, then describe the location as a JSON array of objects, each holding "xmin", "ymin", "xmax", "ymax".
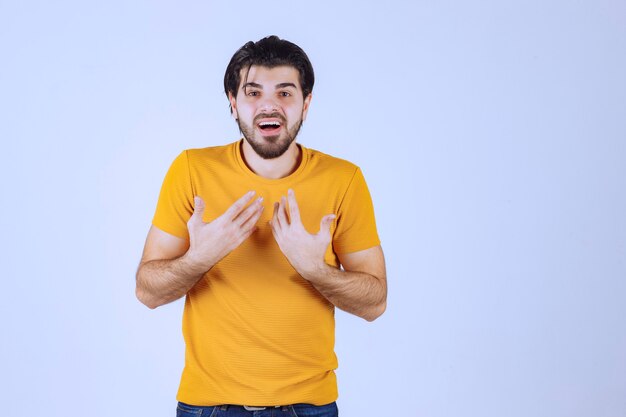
[{"xmin": 152, "ymin": 139, "xmax": 380, "ymax": 406}]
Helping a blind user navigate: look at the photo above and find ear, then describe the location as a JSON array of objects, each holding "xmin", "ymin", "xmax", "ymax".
[
  {"xmin": 302, "ymin": 93, "xmax": 312, "ymax": 121},
  {"xmin": 228, "ymin": 92, "xmax": 239, "ymax": 119}
]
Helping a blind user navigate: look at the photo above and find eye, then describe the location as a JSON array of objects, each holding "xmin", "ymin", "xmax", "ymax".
[
  {"xmin": 279, "ymin": 91, "xmax": 291, "ymax": 97},
  {"xmin": 247, "ymin": 91, "xmax": 260, "ymax": 97}
]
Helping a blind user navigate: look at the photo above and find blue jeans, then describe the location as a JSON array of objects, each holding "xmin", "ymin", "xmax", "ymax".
[{"xmin": 176, "ymin": 401, "xmax": 339, "ymax": 417}]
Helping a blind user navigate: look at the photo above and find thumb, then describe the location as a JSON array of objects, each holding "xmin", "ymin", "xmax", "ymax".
[
  {"xmin": 190, "ymin": 196, "xmax": 205, "ymax": 223},
  {"xmin": 318, "ymin": 214, "xmax": 336, "ymax": 236}
]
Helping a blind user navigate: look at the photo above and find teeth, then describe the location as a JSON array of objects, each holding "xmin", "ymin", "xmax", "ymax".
[{"xmin": 259, "ymin": 121, "xmax": 280, "ymax": 127}]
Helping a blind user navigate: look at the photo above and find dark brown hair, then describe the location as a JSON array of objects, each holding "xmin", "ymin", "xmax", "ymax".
[{"xmin": 224, "ymin": 35, "xmax": 315, "ymax": 112}]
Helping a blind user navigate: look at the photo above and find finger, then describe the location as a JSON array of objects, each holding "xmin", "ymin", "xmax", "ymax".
[
  {"xmin": 224, "ymin": 190, "xmax": 256, "ymax": 219},
  {"xmin": 189, "ymin": 196, "xmax": 206, "ymax": 225},
  {"xmin": 286, "ymin": 189, "xmax": 302, "ymax": 225},
  {"xmin": 277, "ymin": 196, "xmax": 289, "ymax": 226},
  {"xmin": 234, "ymin": 197, "xmax": 263, "ymax": 226},
  {"xmin": 269, "ymin": 218, "xmax": 280, "ymax": 245},
  {"xmin": 271, "ymin": 201, "xmax": 282, "ymax": 231},
  {"xmin": 239, "ymin": 201, "xmax": 264, "ymax": 231},
  {"xmin": 268, "ymin": 206, "xmax": 283, "ymax": 243},
  {"xmin": 318, "ymin": 214, "xmax": 336, "ymax": 236},
  {"xmin": 238, "ymin": 224, "xmax": 258, "ymax": 244}
]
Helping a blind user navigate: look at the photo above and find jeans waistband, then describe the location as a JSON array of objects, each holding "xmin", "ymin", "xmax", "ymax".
[{"xmin": 219, "ymin": 405, "xmax": 291, "ymax": 411}]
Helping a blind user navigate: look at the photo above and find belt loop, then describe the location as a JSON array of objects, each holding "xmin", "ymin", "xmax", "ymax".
[{"xmin": 220, "ymin": 405, "xmax": 229, "ymax": 411}]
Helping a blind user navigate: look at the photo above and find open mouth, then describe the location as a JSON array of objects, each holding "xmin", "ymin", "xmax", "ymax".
[{"xmin": 256, "ymin": 119, "xmax": 283, "ymax": 136}]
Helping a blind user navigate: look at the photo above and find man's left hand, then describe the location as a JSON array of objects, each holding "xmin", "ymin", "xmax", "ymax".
[{"xmin": 269, "ymin": 189, "xmax": 335, "ymax": 281}]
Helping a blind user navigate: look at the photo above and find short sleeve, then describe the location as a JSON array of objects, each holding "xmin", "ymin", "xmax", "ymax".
[
  {"xmin": 151, "ymin": 150, "xmax": 194, "ymax": 240},
  {"xmin": 332, "ymin": 167, "xmax": 381, "ymax": 254}
]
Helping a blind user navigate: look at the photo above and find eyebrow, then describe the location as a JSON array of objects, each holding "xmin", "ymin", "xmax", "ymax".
[
  {"xmin": 241, "ymin": 82, "xmax": 298, "ymax": 90},
  {"xmin": 275, "ymin": 82, "xmax": 297, "ymax": 89},
  {"xmin": 242, "ymin": 82, "xmax": 262, "ymax": 90}
]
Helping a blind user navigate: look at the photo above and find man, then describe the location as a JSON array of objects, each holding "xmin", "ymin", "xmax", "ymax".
[{"xmin": 136, "ymin": 35, "xmax": 387, "ymax": 417}]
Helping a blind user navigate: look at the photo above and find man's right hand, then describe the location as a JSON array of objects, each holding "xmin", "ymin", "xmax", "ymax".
[{"xmin": 186, "ymin": 191, "xmax": 264, "ymax": 271}]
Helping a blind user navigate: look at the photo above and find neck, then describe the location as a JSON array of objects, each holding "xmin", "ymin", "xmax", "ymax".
[{"xmin": 240, "ymin": 140, "xmax": 302, "ymax": 179}]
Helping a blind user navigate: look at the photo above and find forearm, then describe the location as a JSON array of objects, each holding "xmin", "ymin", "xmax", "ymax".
[
  {"xmin": 135, "ymin": 253, "xmax": 208, "ymax": 309},
  {"xmin": 303, "ymin": 264, "xmax": 387, "ymax": 322}
]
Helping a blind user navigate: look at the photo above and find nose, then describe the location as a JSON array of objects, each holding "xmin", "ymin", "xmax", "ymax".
[{"xmin": 259, "ymin": 97, "xmax": 279, "ymax": 113}]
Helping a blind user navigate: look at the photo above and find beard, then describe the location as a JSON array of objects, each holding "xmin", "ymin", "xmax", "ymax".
[{"xmin": 237, "ymin": 112, "xmax": 303, "ymax": 160}]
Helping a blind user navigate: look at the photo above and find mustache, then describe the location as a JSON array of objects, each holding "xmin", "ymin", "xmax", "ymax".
[{"xmin": 254, "ymin": 113, "xmax": 286, "ymax": 124}]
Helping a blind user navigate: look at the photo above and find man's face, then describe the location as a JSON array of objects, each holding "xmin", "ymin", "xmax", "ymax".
[{"xmin": 229, "ymin": 65, "xmax": 312, "ymax": 159}]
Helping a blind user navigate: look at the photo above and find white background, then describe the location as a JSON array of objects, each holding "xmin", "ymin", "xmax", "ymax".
[{"xmin": 1, "ymin": 1, "xmax": 625, "ymax": 416}]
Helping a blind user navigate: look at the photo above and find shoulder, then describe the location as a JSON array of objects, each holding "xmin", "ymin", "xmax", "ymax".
[
  {"xmin": 179, "ymin": 141, "xmax": 238, "ymax": 172},
  {"xmin": 185, "ymin": 142, "xmax": 233, "ymax": 162},
  {"xmin": 304, "ymin": 145, "xmax": 360, "ymax": 180}
]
